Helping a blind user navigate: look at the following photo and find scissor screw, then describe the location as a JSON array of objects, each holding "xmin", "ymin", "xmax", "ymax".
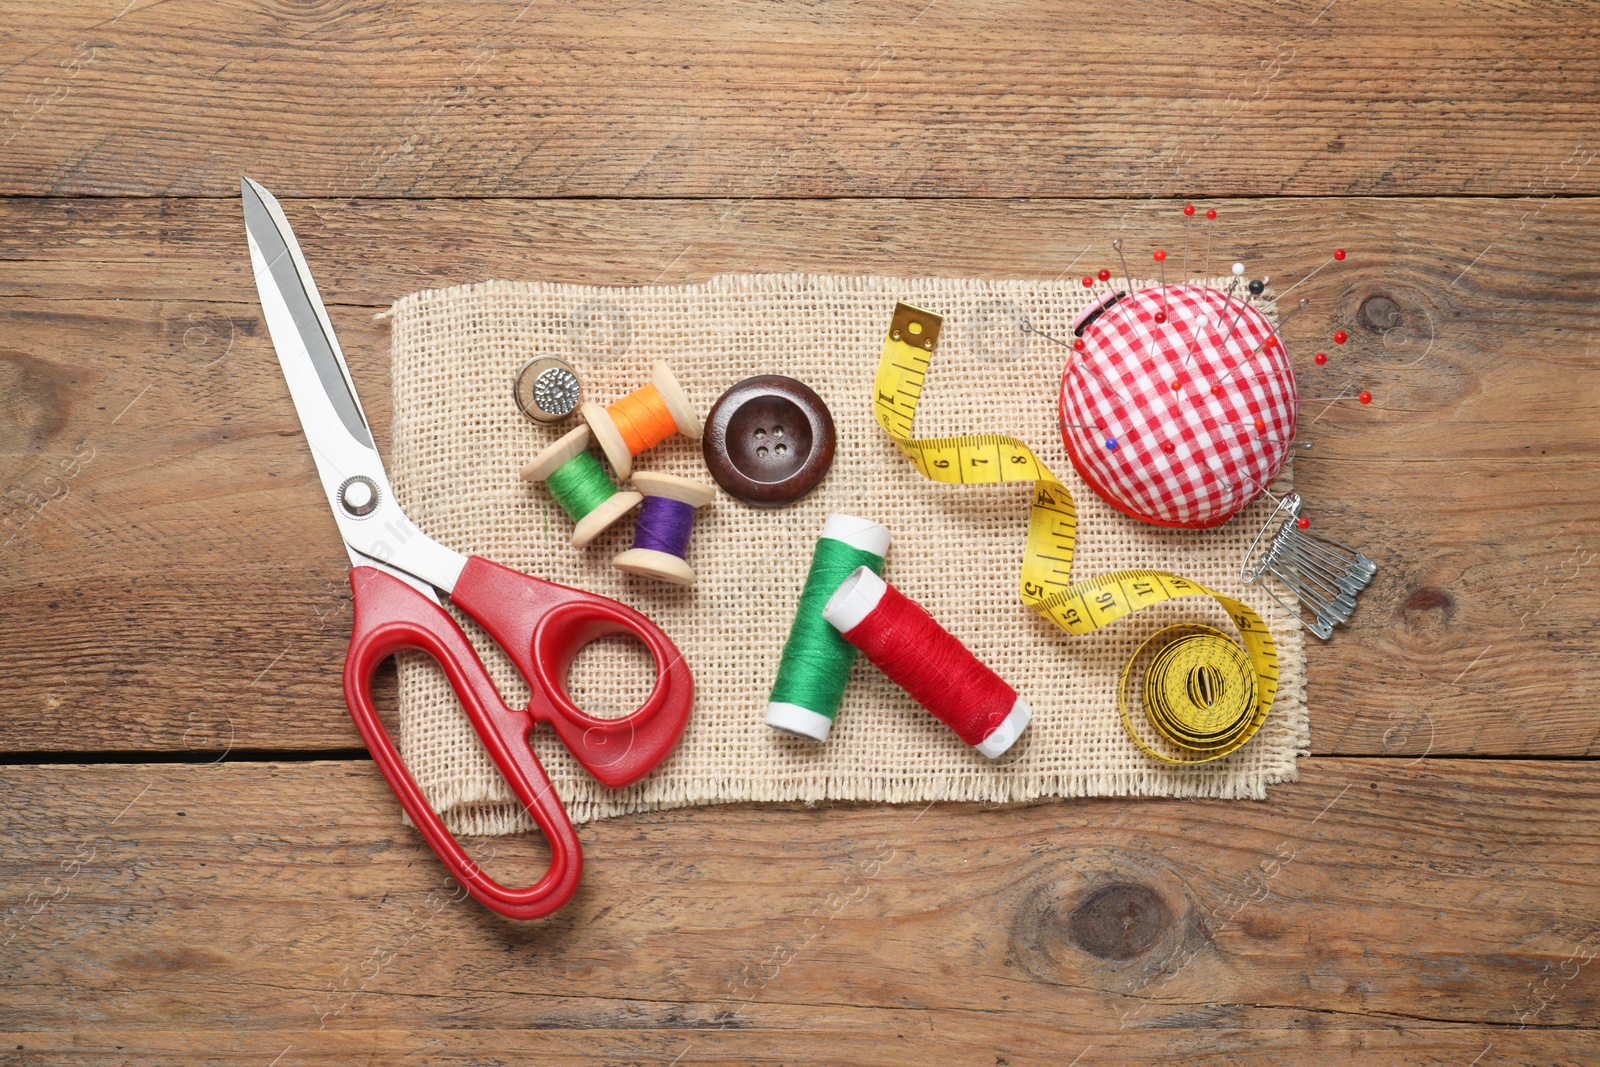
[{"xmin": 339, "ymin": 475, "xmax": 380, "ymax": 517}]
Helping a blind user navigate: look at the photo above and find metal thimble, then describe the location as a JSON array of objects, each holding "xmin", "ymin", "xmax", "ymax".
[{"xmin": 513, "ymin": 355, "xmax": 583, "ymax": 424}]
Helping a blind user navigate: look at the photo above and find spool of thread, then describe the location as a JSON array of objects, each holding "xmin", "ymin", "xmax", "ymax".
[
  {"xmin": 520, "ymin": 424, "xmax": 642, "ymax": 548},
  {"xmin": 765, "ymin": 514, "xmax": 892, "ymax": 742},
  {"xmin": 823, "ymin": 567, "xmax": 1031, "ymax": 758},
  {"xmin": 612, "ymin": 472, "xmax": 716, "ymax": 585},
  {"xmin": 582, "ymin": 360, "xmax": 703, "ymax": 480}
]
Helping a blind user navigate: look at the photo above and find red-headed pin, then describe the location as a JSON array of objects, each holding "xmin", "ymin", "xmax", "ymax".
[{"xmin": 1280, "ymin": 248, "xmax": 1350, "ymax": 300}]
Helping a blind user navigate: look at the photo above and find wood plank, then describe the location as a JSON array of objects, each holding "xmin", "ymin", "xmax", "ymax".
[
  {"xmin": 2, "ymin": 0, "xmax": 1599, "ymax": 199},
  {"xmin": 0, "ymin": 758, "xmax": 1595, "ymax": 1063},
  {"xmin": 2, "ymin": 196, "xmax": 1598, "ymax": 756}
]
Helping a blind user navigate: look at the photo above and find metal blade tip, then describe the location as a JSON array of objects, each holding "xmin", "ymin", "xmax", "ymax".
[{"xmin": 240, "ymin": 176, "xmax": 280, "ymax": 216}]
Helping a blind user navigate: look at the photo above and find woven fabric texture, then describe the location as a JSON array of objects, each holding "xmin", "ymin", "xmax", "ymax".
[
  {"xmin": 1063, "ymin": 284, "xmax": 1296, "ymax": 528},
  {"xmin": 386, "ymin": 273, "xmax": 1309, "ymax": 834}
]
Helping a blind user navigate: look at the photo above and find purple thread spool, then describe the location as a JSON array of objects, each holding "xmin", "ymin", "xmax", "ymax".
[
  {"xmin": 633, "ymin": 495, "xmax": 696, "ymax": 556},
  {"xmin": 613, "ymin": 472, "xmax": 716, "ymax": 585}
]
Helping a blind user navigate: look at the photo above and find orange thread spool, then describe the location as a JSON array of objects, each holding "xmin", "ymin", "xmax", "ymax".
[
  {"xmin": 608, "ymin": 385, "xmax": 680, "ymax": 455},
  {"xmin": 581, "ymin": 361, "xmax": 703, "ymax": 479}
]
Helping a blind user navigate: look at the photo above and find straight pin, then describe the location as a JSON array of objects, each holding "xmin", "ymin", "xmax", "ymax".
[
  {"xmin": 1277, "ymin": 248, "xmax": 1346, "ymax": 301},
  {"xmin": 1182, "ymin": 269, "xmax": 1245, "ymax": 371},
  {"xmin": 1209, "ymin": 298, "xmax": 1311, "ymax": 389},
  {"xmin": 1292, "ymin": 392, "xmax": 1373, "ymax": 405},
  {"xmin": 1182, "ymin": 203, "xmax": 1195, "ymax": 279},
  {"xmin": 1219, "ymin": 417, "xmax": 1293, "ymax": 444},
  {"xmin": 1109, "ymin": 239, "xmax": 1164, "ymax": 354},
  {"xmin": 1077, "ymin": 361, "xmax": 1138, "ymax": 406},
  {"xmin": 1154, "ymin": 249, "xmax": 1170, "ymax": 320},
  {"xmin": 1219, "ymin": 275, "xmax": 1256, "ymax": 351},
  {"xmin": 1025, "ymin": 319, "xmax": 1138, "ymax": 405},
  {"xmin": 1203, "ymin": 208, "xmax": 1217, "ymax": 278},
  {"xmin": 1176, "ymin": 310, "xmax": 1214, "ymax": 372},
  {"xmin": 1205, "ymin": 455, "xmax": 1284, "ymax": 507}
]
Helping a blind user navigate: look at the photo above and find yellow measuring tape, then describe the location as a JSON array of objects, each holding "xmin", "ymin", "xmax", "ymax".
[{"xmin": 873, "ymin": 303, "xmax": 1279, "ymax": 763}]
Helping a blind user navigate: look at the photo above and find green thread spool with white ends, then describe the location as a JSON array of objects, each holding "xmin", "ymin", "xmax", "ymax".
[
  {"xmin": 766, "ymin": 513, "xmax": 892, "ymax": 742},
  {"xmin": 521, "ymin": 424, "xmax": 642, "ymax": 548}
]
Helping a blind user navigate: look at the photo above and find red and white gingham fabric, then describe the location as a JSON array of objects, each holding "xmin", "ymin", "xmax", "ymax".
[{"xmin": 1059, "ymin": 283, "xmax": 1296, "ymax": 529}]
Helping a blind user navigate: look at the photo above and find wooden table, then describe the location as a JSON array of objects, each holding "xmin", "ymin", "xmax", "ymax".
[{"xmin": 4, "ymin": 2, "xmax": 1598, "ymax": 1062}]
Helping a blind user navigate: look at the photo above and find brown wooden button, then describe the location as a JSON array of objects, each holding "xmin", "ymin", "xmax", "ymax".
[{"xmin": 702, "ymin": 375, "xmax": 835, "ymax": 507}]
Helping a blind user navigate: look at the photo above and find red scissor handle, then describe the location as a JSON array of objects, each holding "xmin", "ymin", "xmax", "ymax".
[
  {"xmin": 342, "ymin": 559, "xmax": 694, "ymax": 921},
  {"xmin": 344, "ymin": 566, "xmax": 581, "ymax": 919},
  {"xmin": 448, "ymin": 556, "xmax": 694, "ymax": 789}
]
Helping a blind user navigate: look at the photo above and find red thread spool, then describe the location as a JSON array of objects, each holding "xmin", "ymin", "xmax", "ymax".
[{"xmin": 822, "ymin": 567, "xmax": 1031, "ymax": 758}]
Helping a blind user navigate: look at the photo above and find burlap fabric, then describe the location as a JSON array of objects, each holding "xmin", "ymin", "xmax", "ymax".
[{"xmin": 386, "ymin": 274, "xmax": 1308, "ymax": 834}]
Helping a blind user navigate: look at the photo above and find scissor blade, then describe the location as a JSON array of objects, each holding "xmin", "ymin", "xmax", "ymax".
[
  {"xmin": 241, "ymin": 178, "xmax": 372, "ymax": 449},
  {"xmin": 243, "ymin": 177, "xmax": 466, "ymax": 595}
]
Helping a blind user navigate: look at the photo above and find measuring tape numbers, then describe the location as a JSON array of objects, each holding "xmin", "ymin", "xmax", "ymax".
[{"xmin": 873, "ymin": 302, "xmax": 1280, "ymax": 764}]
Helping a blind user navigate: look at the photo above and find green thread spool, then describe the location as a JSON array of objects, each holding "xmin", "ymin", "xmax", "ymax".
[
  {"xmin": 520, "ymin": 424, "xmax": 642, "ymax": 549},
  {"xmin": 546, "ymin": 450, "xmax": 616, "ymax": 519},
  {"xmin": 766, "ymin": 514, "xmax": 892, "ymax": 742}
]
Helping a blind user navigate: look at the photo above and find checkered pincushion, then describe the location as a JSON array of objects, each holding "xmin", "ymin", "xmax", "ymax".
[{"xmin": 1059, "ymin": 283, "xmax": 1296, "ymax": 529}]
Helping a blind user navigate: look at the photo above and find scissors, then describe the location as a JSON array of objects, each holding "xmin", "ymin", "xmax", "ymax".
[{"xmin": 242, "ymin": 177, "xmax": 694, "ymax": 920}]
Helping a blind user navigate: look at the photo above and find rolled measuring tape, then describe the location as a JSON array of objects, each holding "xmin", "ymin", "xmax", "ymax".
[
  {"xmin": 824, "ymin": 567, "xmax": 1031, "ymax": 759},
  {"xmin": 872, "ymin": 302, "xmax": 1279, "ymax": 764},
  {"xmin": 1119, "ymin": 624, "xmax": 1268, "ymax": 760},
  {"xmin": 765, "ymin": 513, "xmax": 891, "ymax": 742}
]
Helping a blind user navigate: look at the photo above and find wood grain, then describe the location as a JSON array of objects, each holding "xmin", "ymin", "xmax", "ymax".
[
  {"xmin": 0, "ymin": 758, "xmax": 1595, "ymax": 1064},
  {"xmin": 2, "ymin": 1, "xmax": 1599, "ymax": 199},
  {"xmin": 3, "ymin": 196, "xmax": 1597, "ymax": 756},
  {"xmin": 5, "ymin": 2, "xmax": 1598, "ymax": 1060}
]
